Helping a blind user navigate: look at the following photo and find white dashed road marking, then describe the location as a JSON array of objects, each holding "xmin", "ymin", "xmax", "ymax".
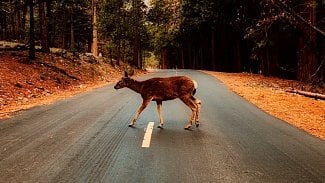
[{"xmin": 142, "ymin": 122, "xmax": 155, "ymax": 148}]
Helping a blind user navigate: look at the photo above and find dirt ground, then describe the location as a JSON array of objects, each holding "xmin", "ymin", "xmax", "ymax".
[
  {"xmin": 0, "ymin": 51, "xmax": 142, "ymax": 119},
  {"xmin": 203, "ymin": 71, "xmax": 325, "ymax": 140}
]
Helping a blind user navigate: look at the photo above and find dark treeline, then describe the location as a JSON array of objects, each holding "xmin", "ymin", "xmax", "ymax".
[
  {"xmin": 165, "ymin": 0, "xmax": 325, "ymax": 83},
  {"xmin": 1, "ymin": 0, "xmax": 324, "ymax": 83},
  {"xmin": 165, "ymin": 0, "xmax": 325, "ymax": 81},
  {"xmin": 0, "ymin": 0, "xmax": 147, "ymax": 67},
  {"xmin": 0, "ymin": 0, "xmax": 92, "ymax": 52}
]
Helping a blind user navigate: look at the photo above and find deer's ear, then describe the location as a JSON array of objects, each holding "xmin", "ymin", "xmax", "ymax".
[
  {"xmin": 128, "ymin": 69, "xmax": 135, "ymax": 77},
  {"xmin": 124, "ymin": 68, "xmax": 134, "ymax": 78}
]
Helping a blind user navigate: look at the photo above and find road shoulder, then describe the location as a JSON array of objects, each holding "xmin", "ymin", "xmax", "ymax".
[{"xmin": 202, "ymin": 71, "xmax": 325, "ymax": 140}]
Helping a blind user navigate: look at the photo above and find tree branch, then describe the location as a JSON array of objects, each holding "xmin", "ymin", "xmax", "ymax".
[
  {"xmin": 274, "ymin": 0, "xmax": 325, "ymax": 37},
  {"xmin": 286, "ymin": 89, "xmax": 325, "ymax": 100}
]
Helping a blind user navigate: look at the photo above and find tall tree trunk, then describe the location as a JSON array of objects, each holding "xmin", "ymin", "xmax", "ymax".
[
  {"xmin": 61, "ymin": 10, "xmax": 67, "ymax": 48},
  {"xmin": 296, "ymin": 0, "xmax": 317, "ymax": 81},
  {"xmin": 161, "ymin": 47, "xmax": 167, "ymax": 69},
  {"xmin": 262, "ymin": 47, "xmax": 271, "ymax": 76},
  {"xmin": 267, "ymin": 46, "xmax": 278, "ymax": 76},
  {"xmin": 199, "ymin": 46, "xmax": 203, "ymax": 69},
  {"xmin": 39, "ymin": 0, "xmax": 49, "ymax": 52},
  {"xmin": 187, "ymin": 42, "xmax": 192, "ymax": 69},
  {"xmin": 46, "ymin": 0, "xmax": 52, "ymax": 49},
  {"xmin": 122, "ymin": 40, "xmax": 125, "ymax": 64},
  {"xmin": 192, "ymin": 46, "xmax": 196, "ymax": 69},
  {"xmin": 198, "ymin": 32, "xmax": 204, "ymax": 69},
  {"xmin": 70, "ymin": 9, "xmax": 75, "ymax": 50},
  {"xmin": 133, "ymin": 32, "xmax": 140, "ymax": 67},
  {"xmin": 180, "ymin": 47, "xmax": 184, "ymax": 69},
  {"xmin": 234, "ymin": 38, "xmax": 241, "ymax": 72},
  {"xmin": 211, "ymin": 29, "xmax": 216, "ymax": 70},
  {"xmin": 297, "ymin": 37, "xmax": 317, "ymax": 81},
  {"xmin": 117, "ymin": 40, "xmax": 121, "ymax": 66},
  {"xmin": 22, "ymin": 1, "xmax": 28, "ymax": 40},
  {"xmin": 29, "ymin": 0, "xmax": 35, "ymax": 60},
  {"xmin": 315, "ymin": 0, "xmax": 324, "ymax": 82},
  {"xmin": 138, "ymin": 42, "xmax": 142, "ymax": 68},
  {"xmin": 14, "ymin": 0, "xmax": 20, "ymax": 39},
  {"xmin": 91, "ymin": 0, "xmax": 98, "ymax": 56}
]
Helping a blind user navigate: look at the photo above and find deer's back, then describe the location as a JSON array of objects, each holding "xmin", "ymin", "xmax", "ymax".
[{"xmin": 141, "ymin": 76, "xmax": 195, "ymax": 101}]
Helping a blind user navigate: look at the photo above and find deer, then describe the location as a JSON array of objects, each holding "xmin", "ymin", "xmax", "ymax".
[{"xmin": 114, "ymin": 71, "xmax": 201, "ymax": 130}]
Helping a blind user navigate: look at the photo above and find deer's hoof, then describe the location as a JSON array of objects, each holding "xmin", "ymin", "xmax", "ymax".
[
  {"xmin": 196, "ymin": 123, "xmax": 200, "ymax": 127},
  {"xmin": 158, "ymin": 125, "xmax": 164, "ymax": 129},
  {"xmin": 128, "ymin": 124, "xmax": 135, "ymax": 128},
  {"xmin": 184, "ymin": 126, "xmax": 192, "ymax": 130}
]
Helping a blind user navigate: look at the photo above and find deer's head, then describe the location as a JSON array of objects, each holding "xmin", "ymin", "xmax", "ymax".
[{"xmin": 114, "ymin": 71, "xmax": 133, "ymax": 89}]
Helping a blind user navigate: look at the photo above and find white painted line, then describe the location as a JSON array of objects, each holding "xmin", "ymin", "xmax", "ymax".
[{"xmin": 142, "ymin": 122, "xmax": 155, "ymax": 148}]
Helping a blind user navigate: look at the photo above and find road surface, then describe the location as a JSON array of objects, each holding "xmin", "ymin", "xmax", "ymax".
[{"xmin": 0, "ymin": 70, "xmax": 324, "ymax": 182}]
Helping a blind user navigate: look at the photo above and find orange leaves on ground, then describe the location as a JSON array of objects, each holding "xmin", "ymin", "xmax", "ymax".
[
  {"xmin": 0, "ymin": 51, "xmax": 131, "ymax": 118},
  {"xmin": 204, "ymin": 71, "xmax": 325, "ymax": 140}
]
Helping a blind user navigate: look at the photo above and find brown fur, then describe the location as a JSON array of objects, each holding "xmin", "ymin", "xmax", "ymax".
[{"xmin": 114, "ymin": 73, "xmax": 201, "ymax": 129}]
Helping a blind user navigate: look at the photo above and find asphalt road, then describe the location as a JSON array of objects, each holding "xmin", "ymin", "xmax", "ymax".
[{"xmin": 0, "ymin": 70, "xmax": 324, "ymax": 183}]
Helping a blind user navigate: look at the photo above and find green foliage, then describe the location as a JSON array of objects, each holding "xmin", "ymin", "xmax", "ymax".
[
  {"xmin": 179, "ymin": 0, "xmax": 261, "ymax": 35},
  {"xmin": 0, "ymin": 0, "xmax": 27, "ymax": 40},
  {"xmin": 0, "ymin": 0, "xmax": 92, "ymax": 51},
  {"xmin": 147, "ymin": 0, "xmax": 170, "ymax": 25},
  {"xmin": 146, "ymin": 0, "xmax": 180, "ymax": 62},
  {"xmin": 99, "ymin": 0, "xmax": 149, "ymax": 64},
  {"xmin": 51, "ymin": 0, "xmax": 92, "ymax": 51},
  {"xmin": 143, "ymin": 52, "xmax": 159, "ymax": 68}
]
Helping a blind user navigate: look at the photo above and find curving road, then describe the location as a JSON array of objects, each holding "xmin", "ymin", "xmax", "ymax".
[{"xmin": 0, "ymin": 70, "xmax": 324, "ymax": 182}]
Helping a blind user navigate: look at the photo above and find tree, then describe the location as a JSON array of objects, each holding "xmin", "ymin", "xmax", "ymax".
[
  {"xmin": 46, "ymin": 0, "xmax": 53, "ymax": 50},
  {"xmin": 91, "ymin": 0, "xmax": 98, "ymax": 56},
  {"xmin": 99, "ymin": 0, "xmax": 148, "ymax": 67},
  {"xmin": 174, "ymin": 0, "xmax": 324, "ymax": 83},
  {"xmin": 100, "ymin": 0, "xmax": 129, "ymax": 63},
  {"xmin": 147, "ymin": 0, "xmax": 180, "ymax": 68},
  {"xmin": 39, "ymin": 0, "xmax": 49, "ymax": 52},
  {"xmin": 130, "ymin": 0, "xmax": 146, "ymax": 68},
  {"xmin": 246, "ymin": 0, "xmax": 325, "ymax": 82},
  {"xmin": 29, "ymin": 0, "xmax": 35, "ymax": 59},
  {"xmin": 50, "ymin": 0, "xmax": 91, "ymax": 51},
  {"xmin": 176, "ymin": 0, "xmax": 257, "ymax": 71},
  {"xmin": 0, "ymin": 0, "xmax": 27, "ymax": 40}
]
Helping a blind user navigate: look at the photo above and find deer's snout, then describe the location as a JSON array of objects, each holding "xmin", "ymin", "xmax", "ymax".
[{"xmin": 114, "ymin": 82, "xmax": 123, "ymax": 89}]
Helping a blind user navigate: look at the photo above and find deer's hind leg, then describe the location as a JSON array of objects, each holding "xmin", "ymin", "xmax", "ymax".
[
  {"xmin": 192, "ymin": 96, "xmax": 201, "ymax": 127},
  {"xmin": 156, "ymin": 100, "xmax": 164, "ymax": 128},
  {"xmin": 129, "ymin": 98, "xmax": 151, "ymax": 127},
  {"xmin": 180, "ymin": 95, "xmax": 198, "ymax": 130}
]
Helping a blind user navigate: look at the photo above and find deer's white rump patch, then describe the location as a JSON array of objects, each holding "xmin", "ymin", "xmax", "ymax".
[{"xmin": 193, "ymin": 80, "xmax": 198, "ymax": 89}]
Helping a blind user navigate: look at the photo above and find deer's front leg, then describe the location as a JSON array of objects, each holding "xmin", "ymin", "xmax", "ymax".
[
  {"xmin": 156, "ymin": 101, "xmax": 164, "ymax": 128},
  {"xmin": 129, "ymin": 98, "xmax": 151, "ymax": 127}
]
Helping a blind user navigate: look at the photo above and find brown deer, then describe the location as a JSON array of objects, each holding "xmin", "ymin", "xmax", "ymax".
[{"xmin": 114, "ymin": 71, "xmax": 201, "ymax": 130}]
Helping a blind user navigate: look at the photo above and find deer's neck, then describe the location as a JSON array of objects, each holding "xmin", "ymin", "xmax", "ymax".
[{"xmin": 127, "ymin": 79, "xmax": 143, "ymax": 94}]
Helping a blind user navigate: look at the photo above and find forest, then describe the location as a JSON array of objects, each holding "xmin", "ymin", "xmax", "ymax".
[{"xmin": 1, "ymin": 0, "xmax": 324, "ymax": 83}]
